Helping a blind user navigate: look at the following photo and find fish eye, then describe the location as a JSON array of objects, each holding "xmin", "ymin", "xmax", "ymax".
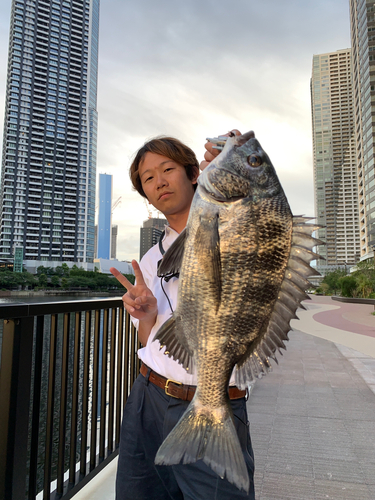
[{"xmin": 247, "ymin": 155, "xmax": 262, "ymax": 167}]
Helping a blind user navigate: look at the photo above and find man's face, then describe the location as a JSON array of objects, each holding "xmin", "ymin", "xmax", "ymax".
[{"xmin": 139, "ymin": 152, "xmax": 198, "ymax": 218}]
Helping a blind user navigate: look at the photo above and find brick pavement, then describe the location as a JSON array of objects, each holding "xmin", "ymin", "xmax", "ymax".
[{"xmin": 248, "ymin": 330, "xmax": 375, "ymax": 500}]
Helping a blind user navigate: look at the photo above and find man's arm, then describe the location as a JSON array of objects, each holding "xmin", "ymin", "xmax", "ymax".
[{"xmin": 110, "ymin": 260, "xmax": 157, "ymax": 346}]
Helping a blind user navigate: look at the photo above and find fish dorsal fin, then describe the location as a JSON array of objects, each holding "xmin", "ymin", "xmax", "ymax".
[
  {"xmin": 153, "ymin": 313, "xmax": 194, "ymax": 373},
  {"xmin": 157, "ymin": 229, "xmax": 187, "ymax": 278},
  {"xmin": 234, "ymin": 217, "xmax": 323, "ymax": 389}
]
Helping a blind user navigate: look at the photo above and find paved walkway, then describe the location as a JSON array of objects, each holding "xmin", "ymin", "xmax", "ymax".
[
  {"xmin": 251, "ymin": 295, "xmax": 375, "ymax": 500},
  {"xmin": 73, "ymin": 295, "xmax": 375, "ymax": 500},
  {"xmin": 309, "ymin": 295, "xmax": 375, "ymax": 337}
]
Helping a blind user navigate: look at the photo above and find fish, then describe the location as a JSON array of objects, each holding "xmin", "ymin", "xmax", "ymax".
[{"xmin": 154, "ymin": 131, "xmax": 322, "ymax": 492}]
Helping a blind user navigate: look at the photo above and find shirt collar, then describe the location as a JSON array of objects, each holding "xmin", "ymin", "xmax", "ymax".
[{"xmin": 164, "ymin": 225, "xmax": 179, "ymax": 240}]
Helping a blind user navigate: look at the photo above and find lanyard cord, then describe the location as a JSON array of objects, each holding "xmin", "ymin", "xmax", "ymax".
[
  {"xmin": 160, "ymin": 277, "xmax": 174, "ymax": 314},
  {"xmin": 158, "ymin": 230, "xmax": 175, "ymax": 314}
]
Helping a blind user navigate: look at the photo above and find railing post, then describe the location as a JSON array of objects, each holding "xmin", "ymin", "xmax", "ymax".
[{"xmin": 0, "ymin": 316, "xmax": 34, "ymax": 500}]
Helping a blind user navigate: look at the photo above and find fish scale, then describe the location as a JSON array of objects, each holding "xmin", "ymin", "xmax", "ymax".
[{"xmin": 154, "ymin": 131, "xmax": 322, "ymax": 492}]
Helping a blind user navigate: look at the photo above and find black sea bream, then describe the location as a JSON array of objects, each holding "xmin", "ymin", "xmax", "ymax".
[{"xmin": 154, "ymin": 131, "xmax": 321, "ymax": 492}]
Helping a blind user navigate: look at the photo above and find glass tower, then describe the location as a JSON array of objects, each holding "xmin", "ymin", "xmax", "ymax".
[
  {"xmin": 311, "ymin": 49, "xmax": 360, "ymax": 272},
  {"xmin": 97, "ymin": 173, "xmax": 112, "ymax": 260},
  {"xmin": 0, "ymin": 0, "xmax": 99, "ymax": 269},
  {"xmin": 350, "ymin": 0, "xmax": 375, "ymax": 258}
]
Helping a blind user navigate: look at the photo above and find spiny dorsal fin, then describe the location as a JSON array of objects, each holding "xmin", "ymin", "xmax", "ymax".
[
  {"xmin": 234, "ymin": 216, "xmax": 323, "ymax": 389},
  {"xmin": 292, "ymin": 232, "xmax": 325, "ymax": 249},
  {"xmin": 292, "ymin": 215, "xmax": 315, "ymax": 224},
  {"xmin": 290, "ymin": 246, "xmax": 320, "ymax": 262}
]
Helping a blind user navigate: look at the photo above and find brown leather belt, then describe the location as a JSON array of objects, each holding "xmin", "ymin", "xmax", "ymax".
[{"xmin": 140, "ymin": 363, "xmax": 247, "ymax": 401}]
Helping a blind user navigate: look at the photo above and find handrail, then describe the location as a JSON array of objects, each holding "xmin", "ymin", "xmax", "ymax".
[
  {"xmin": 0, "ymin": 297, "xmax": 124, "ymax": 319},
  {"xmin": 0, "ymin": 297, "xmax": 140, "ymax": 500}
]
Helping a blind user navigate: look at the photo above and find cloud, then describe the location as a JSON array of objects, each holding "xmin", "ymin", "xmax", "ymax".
[{"xmin": 0, "ymin": 0, "xmax": 350, "ymax": 261}]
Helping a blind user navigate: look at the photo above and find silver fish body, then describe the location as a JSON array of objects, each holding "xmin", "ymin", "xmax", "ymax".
[{"xmin": 154, "ymin": 132, "xmax": 321, "ymax": 492}]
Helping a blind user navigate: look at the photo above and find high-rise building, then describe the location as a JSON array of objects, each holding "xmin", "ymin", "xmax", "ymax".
[
  {"xmin": 94, "ymin": 223, "xmax": 117, "ymax": 259},
  {"xmin": 0, "ymin": 0, "xmax": 99, "ymax": 270},
  {"xmin": 111, "ymin": 224, "xmax": 117, "ymax": 259},
  {"xmin": 350, "ymin": 0, "xmax": 375, "ymax": 259},
  {"xmin": 97, "ymin": 173, "xmax": 112, "ymax": 260},
  {"xmin": 311, "ymin": 49, "xmax": 361, "ymax": 272},
  {"xmin": 140, "ymin": 217, "xmax": 167, "ymax": 260}
]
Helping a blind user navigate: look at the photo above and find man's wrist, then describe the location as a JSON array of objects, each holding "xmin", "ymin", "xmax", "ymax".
[
  {"xmin": 139, "ymin": 312, "xmax": 157, "ymax": 328},
  {"xmin": 138, "ymin": 312, "xmax": 158, "ymax": 346}
]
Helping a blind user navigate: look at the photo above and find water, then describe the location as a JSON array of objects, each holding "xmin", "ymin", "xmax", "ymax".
[{"xmin": 0, "ymin": 294, "xmax": 120, "ymax": 304}]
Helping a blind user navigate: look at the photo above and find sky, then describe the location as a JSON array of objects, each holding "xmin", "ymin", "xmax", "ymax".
[{"xmin": 0, "ymin": 0, "xmax": 351, "ymax": 262}]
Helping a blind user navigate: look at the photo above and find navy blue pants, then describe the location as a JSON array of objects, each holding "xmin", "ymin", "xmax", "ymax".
[{"xmin": 116, "ymin": 370, "xmax": 255, "ymax": 500}]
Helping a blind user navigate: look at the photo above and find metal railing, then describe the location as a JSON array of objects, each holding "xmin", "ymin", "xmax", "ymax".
[{"xmin": 0, "ymin": 297, "xmax": 140, "ymax": 500}]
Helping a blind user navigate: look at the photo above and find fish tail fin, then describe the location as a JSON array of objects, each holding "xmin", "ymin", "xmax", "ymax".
[{"xmin": 155, "ymin": 399, "xmax": 249, "ymax": 493}]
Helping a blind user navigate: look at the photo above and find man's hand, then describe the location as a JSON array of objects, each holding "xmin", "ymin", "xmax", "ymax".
[
  {"xmin": 199, "ymin": 129, "xmax": 242, "ymax": 170},
  {"xmin": 110, "ymin": 260, "xmax": 158, "ymax": 322}
]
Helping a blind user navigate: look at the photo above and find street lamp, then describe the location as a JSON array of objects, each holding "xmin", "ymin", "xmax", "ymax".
[{"xmin": 339, "ymin": 261, "xmax": 348, "ymax": 275}]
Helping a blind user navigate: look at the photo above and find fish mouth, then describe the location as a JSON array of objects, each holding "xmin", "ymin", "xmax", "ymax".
[
  {"xmin": 234, "ymin": 130, "xmax": 255, "ymax": 147},
  {"xmin": 199, "ymin": 183, "xmax": 245, "ymax": 203}
]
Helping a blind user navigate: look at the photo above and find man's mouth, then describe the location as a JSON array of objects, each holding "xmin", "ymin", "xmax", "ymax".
[{"xmin": 158, "ymin": 192, "xmax": 173, "ymax": 200}]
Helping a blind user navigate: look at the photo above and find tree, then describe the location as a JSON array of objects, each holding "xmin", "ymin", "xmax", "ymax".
[
  {"xmin": 24, "ymin": 272, "xmax": 36, "ymax": 289},
  {"xmin": 338, "ymin": 276, "xmax": 357, "ymax": 298},
  {"xmin": 54, "ymin": 266, "xmax": 64, "ymax": 277},
  {"xmin": 355, "ymin": 259, "xmax": 375, "ymax": 281},
  {"xmin": 38, "ymin": 273, "xmax": 48, "ymax": 288},
  {"xmin": 61, "ymin": 263, "xmax": 70, "ymax": 277},
  {"xmin": 0, "ymin": 271, "xmax": 20, "ymax": 289},
  {"xmin": 124, "ymin": 274, "xmax": 135, "ymax": 286},
  {"xmin": 70, "ymin": 265, "xmax": 87, "ymax": 276},
  {"xmin": 321, "ymin": 269, "xmax": 346, "ymax": 295},
  {"xmin": 51, "ymin": 275, "xmax": 60, "ymax": 288},
  {"xmin": 68, "ymin": 275, "xmax": 91, "ymax": 288},
  {"xmin": 355, "ymin": 274, "xmax": 373, "ymax": 298},
  {"xmin": 316, "ymin": 283, "xmax": 329, "ymax": 295},
  {"xmin": 61, "ymin": 278, "xmax": 69, "ymax": 289}
]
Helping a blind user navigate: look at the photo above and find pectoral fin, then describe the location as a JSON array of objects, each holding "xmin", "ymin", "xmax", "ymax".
[
  {"xmin": 157, "ymin": 229, "xmax": 187, "ymax": 278},
  {"xmin": 154, "ymin": 313, "xmax": 194, "ymax": 373}
]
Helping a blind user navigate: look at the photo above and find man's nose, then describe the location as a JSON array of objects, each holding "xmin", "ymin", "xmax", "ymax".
[{"xmin": 156, "ymin": 173, "xmax": 168, "ymax": 188}]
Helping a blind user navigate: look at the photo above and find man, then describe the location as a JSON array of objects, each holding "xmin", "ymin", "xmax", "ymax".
[{"xmin": 110, "ymin": 133, "xmax": 255, "ymax": 500}]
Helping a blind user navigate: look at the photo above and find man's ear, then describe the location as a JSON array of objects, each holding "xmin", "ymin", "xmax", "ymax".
[{"xmin": 192, "ymin": 166, "xmax": 199, "ymax": 184}]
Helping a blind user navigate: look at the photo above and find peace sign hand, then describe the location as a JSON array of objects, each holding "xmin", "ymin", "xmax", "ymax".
[{"xmin": 110, "ymin": 260, "xmax": 158, "ymax": 322}]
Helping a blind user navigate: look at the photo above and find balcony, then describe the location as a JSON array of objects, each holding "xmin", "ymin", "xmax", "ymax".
[{"xmin": 0, "ymin": 298, "xmax": 139, "ymax": 500}]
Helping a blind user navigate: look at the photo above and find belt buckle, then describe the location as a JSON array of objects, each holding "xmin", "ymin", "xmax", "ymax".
[{"xmin": 165, "ymin": 378, "xmax": 182, "ymax": 398}]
